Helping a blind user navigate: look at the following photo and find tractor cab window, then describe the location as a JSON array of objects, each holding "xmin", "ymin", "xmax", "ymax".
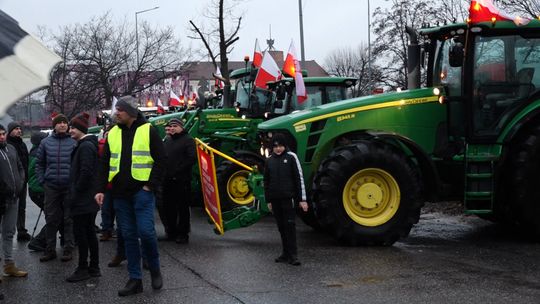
[
  {"xmin": 235, "ymin": 80, "xmax": 273, "ymax": 117},
  {"xmin": 433, "ymin": 39, "xmax": 462, "ymax": 96},
  {"xmin": 472, "ymin": 34, "xmax": 540, "ymax": 136},
  {"xmin": 290, "ymin": 85, "xmax": 348, "ymax": 112}
]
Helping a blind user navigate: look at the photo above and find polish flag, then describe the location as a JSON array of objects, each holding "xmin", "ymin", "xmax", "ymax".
[
  {"xmin": 215, "ymin": 66, "xmax": 224, "ymax": 89},
  {"xmin": 252, "ymin": 39, "xmax": 263, "ymax": 68},
  {"xmin": 169, "ymin": 90, "xmax": 181, "ymax": 106},
  {"xmin": 469, "ymin": 0, "xmax": 530, "ymax": 26},
  {"xmin": 283, "ymin": 41, "xmax": 307, "ymax": 103},
  {"xmin": 254, "ymin": 52, "xmax": 281, "ymax": 89},
  {"xmin": 157, "ymin": 98, "xmax": 165, "ymax": 114}
]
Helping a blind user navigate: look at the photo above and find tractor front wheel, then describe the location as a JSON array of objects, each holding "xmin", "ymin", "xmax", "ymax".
[{"xmin": 312, "ymin": 141, "xmax": 423, "ymax": 246}]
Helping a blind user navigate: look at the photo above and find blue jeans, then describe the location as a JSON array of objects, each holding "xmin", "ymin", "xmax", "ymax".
[{"xmin": 114, "ymin": 189, "xmax": 159, "ymax": 279}]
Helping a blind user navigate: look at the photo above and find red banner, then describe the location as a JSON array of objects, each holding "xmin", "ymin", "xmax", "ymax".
[{"xmin": 196, "ymin": 140, "xmax": 224, "ymax": 234}]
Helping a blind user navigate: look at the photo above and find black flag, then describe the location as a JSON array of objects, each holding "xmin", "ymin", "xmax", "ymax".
[{"xmin": 0, "ymin": 10, "xmax": 61, "ymax": 114}]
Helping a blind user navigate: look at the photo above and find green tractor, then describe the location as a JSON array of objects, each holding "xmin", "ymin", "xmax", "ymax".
[
  {"xmin": 150, "ymin": 68, "xmax": 356, "ymax": 209},
  {"xmin": 257, "ymin": 19, "xmax": 540, "ymax": 245}
]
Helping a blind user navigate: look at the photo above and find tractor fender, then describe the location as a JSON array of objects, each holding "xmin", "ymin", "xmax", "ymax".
[
  {"xmin": 501, "ymin": 100, "xmax": 540, "ymax": 146},
  {"xmin": 230, "ymin": 150, "xmax": 266, "ymax": 169},
  {"xmin": 364, "ymin": 131, "xmax": 441, "ymax": 202}
]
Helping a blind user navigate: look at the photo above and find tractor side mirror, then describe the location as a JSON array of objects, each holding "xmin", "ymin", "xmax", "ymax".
[
  {"xmin": 449, "ymin": 42, "xmax": 464, "ymax": 67},
  {"xmin": 276, "ymin": 85, "xmax": 286, "ymax": 100}
]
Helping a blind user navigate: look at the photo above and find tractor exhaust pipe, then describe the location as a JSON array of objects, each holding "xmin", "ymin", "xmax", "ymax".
[{"xmin": 406, "ymin": 26, "xmax": 420, "ymax": 90}]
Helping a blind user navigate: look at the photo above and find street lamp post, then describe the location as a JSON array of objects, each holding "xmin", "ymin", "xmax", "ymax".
[{"xmin": 135, "ymin": 6, "xmax": 159, "ymax": 65}]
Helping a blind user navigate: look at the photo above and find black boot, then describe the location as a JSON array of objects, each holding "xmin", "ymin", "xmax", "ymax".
[
  {"xmin": 39, "ymin": 250, "xmax": 57, "ymax": 262},
  {"xmin": 66, "ymin": 268, "xmax": 90, "ymax": 282},
  {"xmin": 118, "ymin": 279, "xmax": 143, "ymax": 297},
  {"xmin": 150, "ymin": 269, "xmax": 163, "ymax": 290}
]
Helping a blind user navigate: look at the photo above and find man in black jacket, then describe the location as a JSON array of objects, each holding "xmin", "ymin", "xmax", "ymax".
[
  {"xmin": 95, "ymin": 96, "xmax": 166, "ymax": 297},
  {"xmin": 65, "ymin": 113, "xmax": 100, "ymax": 283},
  {"xmin": 6, "ymin": 122, "xmax": 31, "ymax": 241},
  {"xmin": 264, "ymin": 133, "xmax": 308, "ymax": 266},
  {"xmin": 162, "ymin": 118, "xmax": 196, "ymax": 244}
]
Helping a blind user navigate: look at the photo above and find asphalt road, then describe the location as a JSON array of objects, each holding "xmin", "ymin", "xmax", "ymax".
[{"xmin": 2, "ymin": 200, "xmax": 540, "ymax": 304}]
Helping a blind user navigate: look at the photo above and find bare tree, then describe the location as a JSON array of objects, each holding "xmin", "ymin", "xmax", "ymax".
[
  {"xmin": 372, "ymin": 0, "xmax": 437, "ymax": 89},
  {"xmin": 189, "ymin": 0, "xmax": 243, "ymax": 107},
  {"xmin": 324, "ymin": 43, "xmax": 383, "ymax": 97},
  {"xmin": 435, "ymin": 0, "xmax": 470, "ymax": 23},
  {"xmin": 45, "ymin": 12, "xmax": 188, "ymax": 117},
  {"xmin": 497, "ymin": 0, "xmax": 540, "ymax": 18}
]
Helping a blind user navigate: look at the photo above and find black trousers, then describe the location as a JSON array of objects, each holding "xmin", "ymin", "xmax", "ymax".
[
  {"xmin": 43, "ymin": 185, "xmax": 74, "ymax": 251},
  {"xmin": 16, "ymin": 184, "xmax": 27, "ymax": 234},
  {"xmin": 73, "ymin": 212, "xmax": 99, "ymax": 269},
  {"xmin": 163, "ymin": 180, "xmax": 191, "ymax": 237},
  {"xmin": 272, "ymin": 198, "xmax": 297, "ymax": 259}
]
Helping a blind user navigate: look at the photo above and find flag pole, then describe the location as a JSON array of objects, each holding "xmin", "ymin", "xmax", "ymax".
[{"xmin": 298, "ymin": 0, "xmax": 306, "ymax": 63}]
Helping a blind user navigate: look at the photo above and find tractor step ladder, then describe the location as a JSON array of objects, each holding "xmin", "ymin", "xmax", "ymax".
[{"xmin": 463, "ymin": 144, "xmax": 502, "ymax": 214}]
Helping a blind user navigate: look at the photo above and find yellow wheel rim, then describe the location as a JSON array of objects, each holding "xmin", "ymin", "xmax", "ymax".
[
  {"xmin": 226, "ymin": 170, "xmax": 254, "ymax": 205},
  {"xmin": 342, "ymin": 168, "xmax": 400, "ymax": 227}
]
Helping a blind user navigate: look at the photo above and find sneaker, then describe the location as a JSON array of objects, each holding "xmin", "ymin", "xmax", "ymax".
[
  {"xmin": 28, "ymin": 240, "xmax": 46, "ymax": 252},
  {"xmin": 61, "ymin": 250, "xmax": 73, "ymax": 262},
  {"xmin": 66, "ymin": 268, "xmax": 90, "ymax": 282},
  {"xmin": 16, "ymin": 232, "xmax": 32, "ymax": 242},
  {"xmin": 150, "ymin": 269, "xmax": 163, "ymax": 290},
  {"xmin": 288, "ymin": 257, "xmax": 301, "ymax": 266},
  {"xmin": 118, "ymin": 279, "xmax": 143, "ymax": 297},
  {"xmin": 175, "ymin": 235, "xmax": 189, "ymax": 244},
  {"xmin": 3, "ymin": 263, "xmax": 28, "ymax": 277},
  {"xmin": 88, "ymin": 267, "xmax": 102, "ymax": 277},
  {"xmin": 107, "ymin": 255, "xmax": 126, "ymax": 268},
  {"xmin": 40, "ymin": 251, "xmax": 57, "ymax": 262},
  {"xmin": 99, "ymin": 231, "xmax": 113, "ymax": 242},
  {"xmin": 274, "ymin": 255, "xmax": 288, "ymax": 263}
]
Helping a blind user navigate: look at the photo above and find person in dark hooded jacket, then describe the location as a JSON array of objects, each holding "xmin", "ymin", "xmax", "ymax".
[
  {"xmin": 65, "ymin": 113, "xmax": 100, "ymax": 282},
  {"xmin": 264, "ymin": 133, "xmax": 308, "ymax": 266},
  {"xmin": 6, "ymin": 121, "xmax": 31, "ymax": 241}
]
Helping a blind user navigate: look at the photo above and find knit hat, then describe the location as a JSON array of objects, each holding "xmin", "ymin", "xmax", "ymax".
[
  {"xmin": 166, "ymin": 118, "xmax": 184, "ymax": 127},
  {"xmin": 272, "ymin": 133, "xmax": 288, "ymax": 147},
  {"xmin": 115, "ymin": 96, "xmax": 139, "ymax": 118},
  {"xmin": 52, "ymin": 113, "xmax": 69, "ymax": 127},
  {"xmin": 7, "ymin": 121, "xmax": 21, "ymax": 135},
  {"xmin": 30, "ymin": 132, "xmax": 48, "ymax": 146},
  {"xmin": 0, "ymin": 124, "xmax": 5, "ymax": 131},
  {"xmin": 70, "ymin": 112, "xmax": 90, "ymax": 134}
]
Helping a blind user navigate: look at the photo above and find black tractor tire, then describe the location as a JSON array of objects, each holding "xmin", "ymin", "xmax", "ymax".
[
  {"xmin": 312, "ymin": 140, "xmax": 424, "ymax": 246},
  {"xmin": 504, "ymin": 124, "xmax": 540, "ymax": 234},
  {"xmin": 216, "ymin": 154, "xmax": 265, "ymax": 211}
]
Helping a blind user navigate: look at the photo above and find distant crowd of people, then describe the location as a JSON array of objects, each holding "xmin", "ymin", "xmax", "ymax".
[{"xmin": 0, "ymin": 95, "xmax": 309, "ymax": 299}]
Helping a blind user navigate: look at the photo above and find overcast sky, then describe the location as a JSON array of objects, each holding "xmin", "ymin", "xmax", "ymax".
[{"xmin": 0, "ymin": 0, "xmax": 389, "ymax": 64}]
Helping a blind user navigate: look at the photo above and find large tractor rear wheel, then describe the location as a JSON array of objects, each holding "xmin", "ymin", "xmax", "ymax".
[
  {"xmin": 505, "ymin": 124, "xmax": 540, "ymax": 234},
  {"xmin": 313, "ymin": 141, "xmax": 423, "ymax": 246},
  {"xmin": 216, "ymin": 154, "xmax": 265, "ymax": 211}
]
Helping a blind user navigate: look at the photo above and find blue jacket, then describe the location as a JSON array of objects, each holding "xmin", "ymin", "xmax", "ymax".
[{"xmin": 35, "ymin": 131, "xmax": 76, "ymax": 188}]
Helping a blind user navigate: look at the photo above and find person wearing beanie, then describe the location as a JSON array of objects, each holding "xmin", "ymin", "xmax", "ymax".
[
  {"xmin": 115, "ymin": 96, "xmax": 140, "ymax": 118},
  {"xmin": 65, "ymin": 112, "xmax": 100, "ymax": 282},
  {"xmin": 6, "ymin": 121, "xmax": 31, "ymax": 242},
  {"xmin": 35, "ymin": 113, "xmax": 77, "ymax": 263},
  {"xmin": 264, "ymin": 133, "xmax": 308, "ymax": 266},
  {"xmin": 0, "ymin": 124, "xmax": 29, "ymax": 277},
  {"xmin": 161, "ymin": 117, "xmax": 195, "ymax": 244},
  {"xmin": 95, "ymin": 96, "xmax": 166, "ymax": 296}
]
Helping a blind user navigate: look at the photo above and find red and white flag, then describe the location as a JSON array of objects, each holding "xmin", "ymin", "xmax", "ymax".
[
  {"xmin": 254, "ymin": 52, "xmax": 281, "ymax": 89},
  {"xmin": 215, "ymin": 66, "xmax": 224, "ymax": 89},
  {"xmin": 252, "ymin": 39, "xmax": 263, "ymax": 68},
  {"xmin": 283, "ymin": 40, "xmax": 307, "ymax": 103},
  {"xmin": 469, "ymin": 0, "xmax": 530, "ymax": 26},
  {"xmin": 157, "ymin": 98, "xmax": 165, "ymax": 114},
  {"xmin": 169, "ymin": 90, "xmax": 181, "ymax": 106}
]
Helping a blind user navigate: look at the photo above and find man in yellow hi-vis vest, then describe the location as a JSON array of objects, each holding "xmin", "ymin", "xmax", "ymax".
[{"xmin": 95, "ymin": 96, "xmax": 166, "ymax": 297}]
